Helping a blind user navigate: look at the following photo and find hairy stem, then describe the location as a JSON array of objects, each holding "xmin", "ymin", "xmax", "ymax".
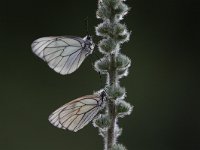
[
  {"xmin": 94, "ymin": 0, "xmax": 132, "ymax": 150},
  {"xmin": 107, "ymin": 101, "xmax": 116, "ymax": 149},
  {"xmin": 106, "ymin": 54, "xmax": 117, "ymax": 150}
]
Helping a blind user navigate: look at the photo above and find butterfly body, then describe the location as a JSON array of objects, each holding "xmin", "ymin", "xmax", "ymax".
[
  {"xmin": 31, "ymin": 35, "xmax": 94, "ymax": 75},
  {"xmin": 48, "ymin": 91, "xmax": 106, "ymax": 132}
]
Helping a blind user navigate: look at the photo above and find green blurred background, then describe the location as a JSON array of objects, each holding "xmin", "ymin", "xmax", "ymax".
[{"xmin": 0, "ymin": 0, "xmax": 199, "ymax": 150}]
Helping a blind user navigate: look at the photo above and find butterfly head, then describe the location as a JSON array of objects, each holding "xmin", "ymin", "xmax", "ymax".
[
  {"xmin": 84, "ymin": 35, "xmax": 95, "ymax": 53},
  {"xmin": 100, "ymin": 91, "xmax": 107, "ymax": 98},
  {"xmin": 98, "ymin": 90, "xmax": 108, "ymax": 104},
  {"xmin": 86, "ymin": 35, "xmax": 92, "ymax": 40}
]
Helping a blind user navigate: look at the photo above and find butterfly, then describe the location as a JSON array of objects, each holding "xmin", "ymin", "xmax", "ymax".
[
  {"xmin": 48, "ymin": 91, "xmax": 106, "ymax": 132},
  {"xmin": 31, "ymin": 35, "xmax": 95, "ymax": 75}
]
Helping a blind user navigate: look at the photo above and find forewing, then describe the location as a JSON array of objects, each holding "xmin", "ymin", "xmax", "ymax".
[
  {"xmin": 31, "ymin": 37, "xmax": 55, "ymax": 60},
  {"xmin": 32, "ymin": 36, "xmax": 88, "ymax": 74},
  {"xmin": 48, "ymin": 95, "xmax": 102, "ymax": 132}
]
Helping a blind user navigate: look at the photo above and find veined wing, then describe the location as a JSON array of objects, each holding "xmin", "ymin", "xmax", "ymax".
[
  {"xmin": 31, "ymin": 36, "xmax": 89, "ymax": 75},
  {"xmin": 48, "ymin": 95, "xmax": 103, "ymax": 132},
  {"xmin": 31, "ymin": 37, "xmax": 54, "ymax": 60}
]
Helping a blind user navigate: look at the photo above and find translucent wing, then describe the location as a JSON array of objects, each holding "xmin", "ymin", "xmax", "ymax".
[
  {"xmin": 31, "ymin": 37, "xmax": 55, "ymax": 60},
  {"xmin": 31, "ymin": 36, "xmax": 92, "ymax": 75},
  {"xmin": 48, "ymin": 94, "xmax": 104, "ymax": 132}
]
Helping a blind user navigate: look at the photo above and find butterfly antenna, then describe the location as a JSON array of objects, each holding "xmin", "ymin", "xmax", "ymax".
[
  {"xmin": 87, "ymin": 52, "xmax": 104, "ymax": 89},
  {"xmin": 92, "ymin": 53, "xmax": 111, "ymax": 89},
  {"xmin": 99, "ymin": 71, "xmax": 104, "ymax": 89},
  {"xmin": 84, "ymin": 17, "xmax": 89, "ymax": 35},
  {"xmin": 83, "ymin": 17, "xmax": 108, "ymax": 90}
]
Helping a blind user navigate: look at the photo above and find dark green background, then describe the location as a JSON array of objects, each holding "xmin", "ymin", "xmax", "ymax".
[{"xmin": 0, "ymin": 0, "xmax": 199, "ymax": 150}]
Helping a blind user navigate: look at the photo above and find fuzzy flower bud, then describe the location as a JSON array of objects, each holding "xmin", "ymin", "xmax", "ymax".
[
  {"xmin": 115, "ymin": 100, "xmax": 133, "ymax": 117},
  {"xmin": 105, "ymin": 85, "xmax": 126, "ymax": 100},
  {"xmin": 93, "ymin": 114, "xmax": 111, "ymax": 129},
  {"xmin": 94, "ymin": 57, "xmax": 110, "ymax": 74},
  {"xmin": 116, "ymin": 54, "xmax": 131, "ymax": 70}
]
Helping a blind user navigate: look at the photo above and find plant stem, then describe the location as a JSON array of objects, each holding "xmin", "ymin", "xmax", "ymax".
[
  {"xmin": 106, "ymin": 54, "xmax": 117, "ymax": 150},
  {"xmin": 94, "ymin": 0, "xmax": 132, "ymax": 149},
  {"xmin": 107, "ymin": 102, "xmax": 116, "ymax": 149}
]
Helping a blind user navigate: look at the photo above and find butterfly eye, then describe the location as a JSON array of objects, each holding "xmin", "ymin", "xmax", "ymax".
[{"xmin": 87, "ymin": 36, "xmax": 91, "ymax": 40}]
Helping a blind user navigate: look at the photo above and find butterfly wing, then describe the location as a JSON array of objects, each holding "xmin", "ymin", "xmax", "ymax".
[
  {"xmin": 31, "ymin": 36, "xmax": 90, "ymax": 74},
  {"xmin": 48, "ymin": 95, "xmax": 103, "ymax": 132}
]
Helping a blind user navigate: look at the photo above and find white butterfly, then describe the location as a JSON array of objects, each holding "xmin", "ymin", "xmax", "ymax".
[
  {"xmin": 31, "ymin": 35, "xmax": 95, "ymax": 75},
  {"xmin": 48, "ymin": 91, "xmax": 106, "ymax": 132}
]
